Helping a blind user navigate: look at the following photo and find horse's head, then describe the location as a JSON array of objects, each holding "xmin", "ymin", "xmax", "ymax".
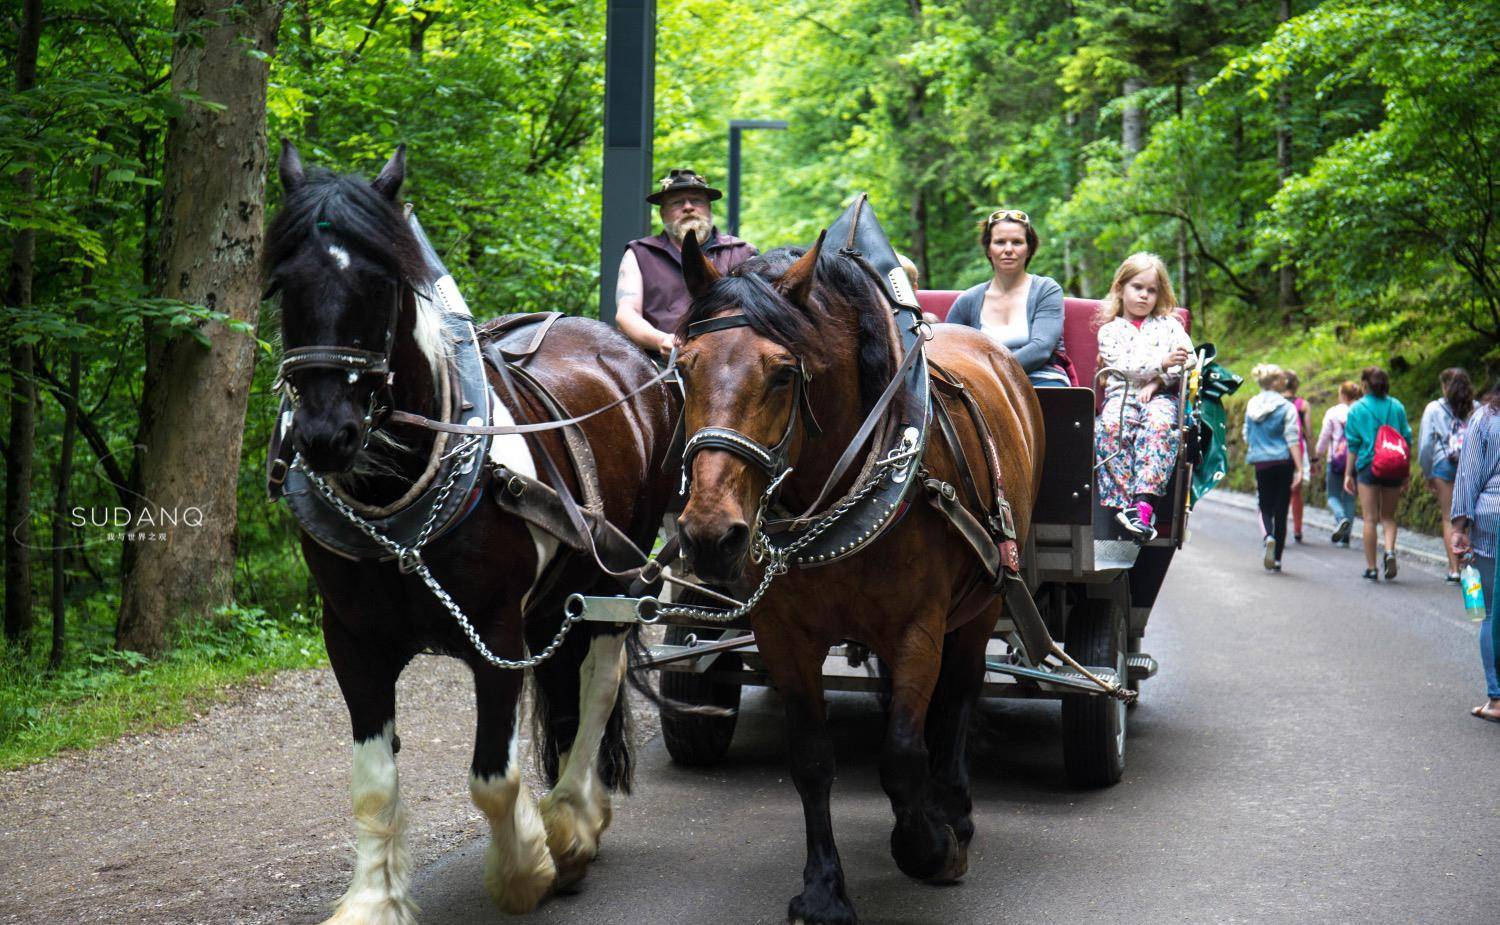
[
  {"xmin": 674, "ymin": 234, "xmax": 847, "ymax": 582},
  {"xmin": 264, "ymin": 141, "xmax": 434, "ymax": 473}
]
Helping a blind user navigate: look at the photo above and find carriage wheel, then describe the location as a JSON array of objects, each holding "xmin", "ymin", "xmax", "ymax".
[
  {"xmin": 1061, "ymin": 599, "xmax": 1127, "ymax": 788},
  {"xmin": 659, "ymin": 626, "xmax": 742, "ymax": 766}
]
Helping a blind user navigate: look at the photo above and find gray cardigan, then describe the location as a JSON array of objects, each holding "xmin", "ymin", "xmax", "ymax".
[{"xmin": 945, "ymin": 275, "xmax": 1064, "ymax": 373}]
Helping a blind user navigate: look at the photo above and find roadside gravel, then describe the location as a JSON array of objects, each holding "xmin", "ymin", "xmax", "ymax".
[{"xmin": 0, "ymin": 654, "xmax": 661, "ymax": 925}]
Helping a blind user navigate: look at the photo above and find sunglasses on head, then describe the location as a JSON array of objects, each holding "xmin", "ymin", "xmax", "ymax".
[{"xmin": 986, "ymin": 209, "xmax": 1030, "ymax": 227}]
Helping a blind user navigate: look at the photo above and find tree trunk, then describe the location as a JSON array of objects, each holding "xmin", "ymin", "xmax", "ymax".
[
  {"xmin": 116, "ymin": 0, "xmax": 283, "ymax": 655},
  {"xmin": 1276, "ymin": 0, "xmax": 1296, "ymax": 322},
  {"xmin": 52, "ymin": 348, "xmax": 79, "ymax": 669},
  {"xmin": 1122, "ymin": 77, "xmax": 1146, "ymax": 163},
  {"xmin": 299, "ymin": 0, "xmax": 320, "ymax": 140},
  {"xmin": 1175, "ymin": 79, "xmax": 1190, "ymax": 309},
  {"xmin": 5, "ymin": 0, "xmax": 42, "ymax": 648},
  {"xmin": 53, "ymin": 156, "xmax": 104, "ymax": 669}
]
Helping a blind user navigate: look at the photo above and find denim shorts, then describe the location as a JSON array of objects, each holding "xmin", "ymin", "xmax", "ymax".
[
  {"xmin": 1431, "ymin": 455, "xmax": 1458, "ymax": 482},
  {"xmin": 1356, "ymin": 465, "xmax": 1404, "ymax": 488}
]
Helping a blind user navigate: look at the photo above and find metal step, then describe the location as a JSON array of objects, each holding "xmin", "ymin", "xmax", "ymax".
[{"xmin": 1127, "ymin": 652, "xmax": 1158, "ymax": 682}]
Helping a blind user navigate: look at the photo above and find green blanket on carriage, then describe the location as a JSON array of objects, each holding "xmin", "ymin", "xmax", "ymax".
[{"xmin": 1190, "ymin": 345, "xmax": 1242, "ymax": 507}]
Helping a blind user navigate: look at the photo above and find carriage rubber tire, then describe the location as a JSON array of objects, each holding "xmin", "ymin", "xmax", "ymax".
[
  {"xmin": 659, "ymin": 625, "xmax": 742, "ymax": 766},
  {"xmin": 1061, "ymin": 599, "xmax": 1127, "ymax": 788}
]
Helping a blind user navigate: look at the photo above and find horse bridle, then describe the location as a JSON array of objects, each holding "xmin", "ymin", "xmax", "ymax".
[
  {"xmin": 273, "ymin": 280, "xmax": 405, "ymax": 435},
  {"xmin": 679, "ymin": 313, "xmax": 821, "ymax": 492}
]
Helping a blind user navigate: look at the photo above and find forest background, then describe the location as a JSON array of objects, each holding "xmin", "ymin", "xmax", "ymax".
[{"xmin": 1, "ymin": 0, "xmax": 1496, "ymax": 765}]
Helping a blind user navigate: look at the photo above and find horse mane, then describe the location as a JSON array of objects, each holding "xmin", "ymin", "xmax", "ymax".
[
  {"xmin": 263, "ymin": 168, "xmax": 449, "ymax": 380},
  {"xmin": 264, "ymin": 168, "xmax": 431, "ymax": 286},
  {"xmin": 683, "ymin": 245, "xmax": 895, "ymax": 413}
]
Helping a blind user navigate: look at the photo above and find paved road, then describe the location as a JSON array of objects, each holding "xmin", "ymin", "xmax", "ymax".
[{"xmin": 407, "ymin": 503, "xmax": 1500, "ymax": 925}]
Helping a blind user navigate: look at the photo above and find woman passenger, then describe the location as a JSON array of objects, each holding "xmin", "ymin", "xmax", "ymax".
[
  {"xmin": 1343, "ymin": 365, "xmax": 1413, "ymax": 581},
  {"xmin": 1093, "ymin": 252, "xmax": 1195, "ymax": 541},
  {"xmin": 944, "ymin": 209, "xmax": 1071, "ymax": 387},
  {"xmin": 1420, "ymin": 367, "xmax": 1474, "ymax": 581}
]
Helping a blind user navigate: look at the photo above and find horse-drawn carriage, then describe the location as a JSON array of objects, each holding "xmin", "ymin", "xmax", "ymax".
[
  {"xmin": 620, "ymin": 287, "xmax": 1199, "ymax": 789},
  {"xmin": 267, "ymin": 146, "xmax": 1210, "ymax": 924}
]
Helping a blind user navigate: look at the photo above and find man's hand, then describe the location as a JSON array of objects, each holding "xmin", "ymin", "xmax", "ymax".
[
  {"xmin": 1451, "ymin": 528, "xmax": 1473, "ymax": 561},
  {"xmin": 658, "ymin": 333, "xmax": 676, "ymax": 358}
]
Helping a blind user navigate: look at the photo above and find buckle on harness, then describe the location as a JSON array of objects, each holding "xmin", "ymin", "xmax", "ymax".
[
  {"xmin": 267, "ymin": 458, "xmax": 289, "ymax": 491},
  {"xmin": 993, "ymin": 499, "xmax": 1017, "ymax": 541}
]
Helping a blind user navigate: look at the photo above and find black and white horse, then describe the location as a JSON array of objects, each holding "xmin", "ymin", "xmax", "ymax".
[{"xmin": 264, "ymin": 142, "xmax": 678, "ymax": 923}]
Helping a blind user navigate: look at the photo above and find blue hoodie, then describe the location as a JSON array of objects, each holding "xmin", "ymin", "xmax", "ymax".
[{"xmin": 1242, "ymin": 390, "xmax": 1299, "ymax": 464}]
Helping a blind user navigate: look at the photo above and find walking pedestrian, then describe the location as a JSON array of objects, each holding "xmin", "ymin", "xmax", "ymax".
[
  {"xmin": 1447, "ymin": 395, "xmax": 1500, "ymax": 723},
  {"xmin": 1343, "ymin": 366, "xmax": 1412, "ymax": 581},
  {"xmin": 1314, "ymin": 380, "xmax": 1361, "ymax": 545},
  {"xmin": 1420, "ymin": 367, "xmax": 1474, "ymax": 582},
  {"xmin": 1283, "ymin": 370, "xmax": 1312, "ymax": 543},
  {"xmin": 1243, "ymin": 363, "xmax": 1304, "ymax": 571}
]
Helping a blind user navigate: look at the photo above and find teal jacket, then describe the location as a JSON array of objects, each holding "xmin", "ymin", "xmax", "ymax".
[{"xmin": 1344, "ymin": 395, "xmax": 1413, "ymax": 472}]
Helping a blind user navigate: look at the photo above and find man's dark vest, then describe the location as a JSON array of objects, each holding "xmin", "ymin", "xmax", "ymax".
[{"xmin": 626, "ymin": 229, "xmax": 757, "ymax": 334}]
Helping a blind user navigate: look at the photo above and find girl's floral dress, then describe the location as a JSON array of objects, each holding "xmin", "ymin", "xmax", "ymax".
[{"xmin": 1094, "ymin": 314, "xmax": 1196, "ymax": 510}]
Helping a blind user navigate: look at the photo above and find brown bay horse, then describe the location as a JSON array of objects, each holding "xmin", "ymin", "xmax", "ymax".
[
  {"xmin": 264, "ymin": 144, "xmax": 677, "ymax": 923},
  {"xmin": 673, "ymin": 234, "xmax": 1044, "ymax": 925}
]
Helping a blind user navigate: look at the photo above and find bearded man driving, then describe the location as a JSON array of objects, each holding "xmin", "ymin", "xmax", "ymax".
[{"xmin": 615, "ymin": 169, "xmax": 758, "ymax": 358}]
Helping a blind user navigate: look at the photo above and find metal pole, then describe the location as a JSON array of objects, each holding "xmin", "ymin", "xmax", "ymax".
[
  {"xmin": 727, "ymin": 125, "xmax": 742, "ymax": 236},
  {"xmin": 725, "ymin": 119, "xmax": 787, "ymax": 239},
  {"xmin": 599, "ymin": 0, "xmax": 656, "ymax": 325}
]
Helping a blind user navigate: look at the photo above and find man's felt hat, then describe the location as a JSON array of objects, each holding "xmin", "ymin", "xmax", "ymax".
[{"xmin": 646, "ymin": 169, "xmax": 723, "ymax": 205}]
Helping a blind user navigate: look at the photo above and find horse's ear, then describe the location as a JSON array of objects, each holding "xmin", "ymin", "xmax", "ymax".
[
  {"xmin": 779, "ymin": 230, "xmax": 824, "ymax": 308},
  {"xmin": 278, "ymin": 138, "xmax": 305, "ymax": 193},
  {"xmin": 372, "ymin": 144, "xmax": 406, "ymax": 201},
  {"xmin": 681, "ymin": 230, "xmax": 721, "ymax": 299}
]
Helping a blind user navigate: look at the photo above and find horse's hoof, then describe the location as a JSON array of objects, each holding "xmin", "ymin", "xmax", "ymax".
[
  {"xmin": 787, "ymin": 890, "xmax": 857, "ymax": 925},
  {"xmin": 924, "ymin": 830, "xmax": 967, "ymax": 884},
  {"xmin": 540, "ymin": 793, "xmax": 602, "ymax": 889},
  {"xmin": 483, "ymin": 836, "xmax": 557, "ymax": 914},
  {"xmin": 320, "ymin": 895, "xmax": 419, "ymax": 925}
]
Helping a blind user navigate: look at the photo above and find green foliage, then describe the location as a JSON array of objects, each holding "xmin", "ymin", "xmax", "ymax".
[
  {"xmin": 0, "ymin": 604, "xmax": 325, "ymax": 769},
  {"xmin": 3, "ymin": 0, "xmax": 1496, "ymax": 763}
]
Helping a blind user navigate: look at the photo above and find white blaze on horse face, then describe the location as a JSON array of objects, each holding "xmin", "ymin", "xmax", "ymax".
[
  {"xmin": 324, "ymin": 722, "xmax": 417, "ymax": 925},
  {"xmin": 539, "ymin": 630, "xmax": 627, "ymax": 885},
  {"xmin": 469, "ymin": 705, "xmax": 557, "ymax": 914},
  {"xmin": 327, "ymin": 244, "xmax": 352, "ymax": 271}
]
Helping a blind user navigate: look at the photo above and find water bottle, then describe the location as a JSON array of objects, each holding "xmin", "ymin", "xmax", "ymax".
[{"xmin": 1461, "ymin": 564, "xmax": 1486, "ymax": 620}]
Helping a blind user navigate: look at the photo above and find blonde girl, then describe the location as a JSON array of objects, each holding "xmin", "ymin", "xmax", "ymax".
[{"xmin": 1093, "ymin": 252, "xmax": 1195, "ymax": 541}]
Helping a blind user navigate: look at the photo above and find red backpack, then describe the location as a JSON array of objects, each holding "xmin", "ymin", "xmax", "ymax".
[{"xmin": 1371, "ymin": 421, "xmax": 1410, "ymax": 480}]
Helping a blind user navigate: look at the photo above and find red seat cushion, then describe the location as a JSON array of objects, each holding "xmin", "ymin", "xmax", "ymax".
[{"xmin": 917, "ymin": 289, "xmax": 1191, "ymax": 394}]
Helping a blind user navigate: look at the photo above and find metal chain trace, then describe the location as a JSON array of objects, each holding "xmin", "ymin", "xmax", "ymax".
[{"xmin": 296, "ymin": 437, "xmax": 586, "ymax": 671}]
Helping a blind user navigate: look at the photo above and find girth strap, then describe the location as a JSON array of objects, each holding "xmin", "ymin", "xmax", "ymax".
[{"xmin": 490, "ymin": 466, "xmax": 647, "ymax": 573}]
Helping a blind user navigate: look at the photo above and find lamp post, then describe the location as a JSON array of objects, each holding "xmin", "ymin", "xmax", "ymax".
[
  {"xmin": 598, "ymin": 0, "xmax": 656, "ymax": 325},
  {"xmin": 726, "ymin": 119, "xmax": 788, "ymax": 237}
]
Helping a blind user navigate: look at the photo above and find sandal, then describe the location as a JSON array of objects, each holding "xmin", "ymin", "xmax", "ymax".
[{"xmin": 1472, "ymin": 704, "xmax": 1500, "ymax": 724}]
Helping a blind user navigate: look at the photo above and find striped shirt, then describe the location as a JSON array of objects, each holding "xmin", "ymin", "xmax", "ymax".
[{"xmin": 1450, "ymin": 405, "xmax": 1500, "ymax": 558}]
